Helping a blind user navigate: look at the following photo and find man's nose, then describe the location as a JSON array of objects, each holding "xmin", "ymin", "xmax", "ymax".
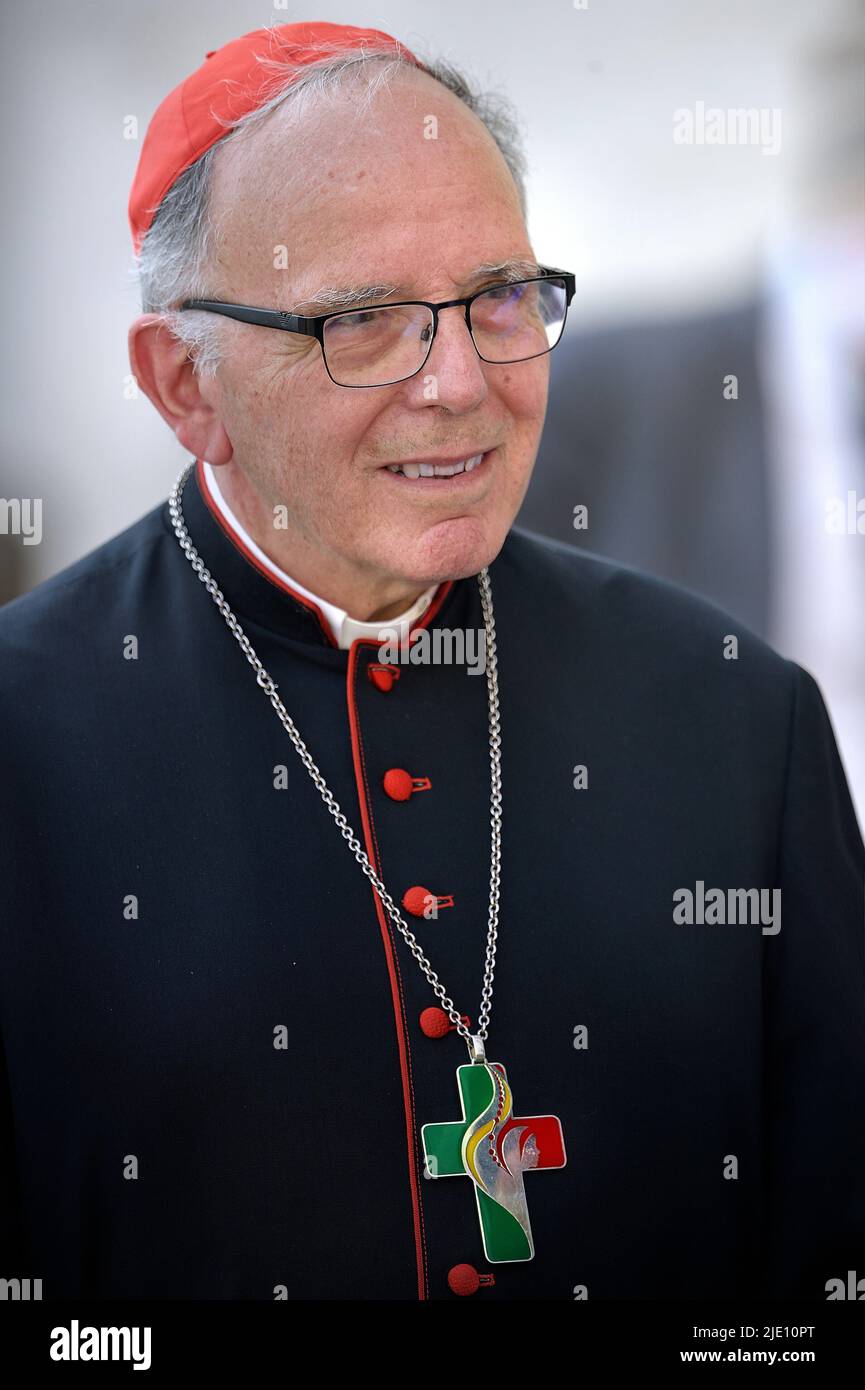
[{"xmin": 418, "ymin": 304, "xmax": 488, "ymax": 405}]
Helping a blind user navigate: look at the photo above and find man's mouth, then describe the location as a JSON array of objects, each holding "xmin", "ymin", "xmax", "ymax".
[{"xmin": 381, "ymin": 450, "xmax": 492, "ymax": 481}]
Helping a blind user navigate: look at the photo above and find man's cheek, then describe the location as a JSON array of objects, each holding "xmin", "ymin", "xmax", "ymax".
[{"xmin": 497, "ymin": 368, "xmax": 546, "ymax": 424}]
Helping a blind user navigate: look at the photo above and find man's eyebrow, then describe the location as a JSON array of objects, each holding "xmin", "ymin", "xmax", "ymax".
[
  {"xmin": 469, "ymin": 258, "xmax": 543, "ymax": 284},
  {"xmin": 291, "ymin": 282, "xmax": 401, "ymax": 314},
  {"xmin": 290, "ymin": 258, "xmax": 543, "ymax": 315}
]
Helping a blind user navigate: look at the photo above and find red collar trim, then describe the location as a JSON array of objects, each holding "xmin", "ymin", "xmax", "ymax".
[{"xmin": 196, "ymin": 459, "xmax": 337, "ymax": 647}]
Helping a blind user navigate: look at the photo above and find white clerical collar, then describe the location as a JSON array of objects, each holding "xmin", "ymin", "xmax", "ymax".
[{"xmin": 201, "ymin": 461, "xmax": 439, "ymax": 649}]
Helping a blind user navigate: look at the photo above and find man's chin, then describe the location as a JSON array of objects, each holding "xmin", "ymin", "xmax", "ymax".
[{"xmin": 384, "ymin": 513, "xmax": 510, "ymax": 586}]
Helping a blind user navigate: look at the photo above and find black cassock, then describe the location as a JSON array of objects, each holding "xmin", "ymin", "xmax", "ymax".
[{"xmin": 1, "ymin": 460, "xmax": 863, "ymax": 1301}]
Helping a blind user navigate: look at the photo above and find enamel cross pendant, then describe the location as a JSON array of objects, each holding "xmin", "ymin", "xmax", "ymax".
[{"xmin": 421, "ymin": 1048, "xmax": 566, "ymax": 1263}]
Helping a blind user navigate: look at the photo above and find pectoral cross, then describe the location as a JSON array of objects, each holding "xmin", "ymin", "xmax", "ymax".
[{"xmin": 421, "ymin": 1060, "xmax": 566, "ymax": 1263}]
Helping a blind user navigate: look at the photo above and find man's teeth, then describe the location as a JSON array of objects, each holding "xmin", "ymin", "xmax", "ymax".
[{"xmin": 386, "ymin": 453, "xmax": 484, "ymax": 479}]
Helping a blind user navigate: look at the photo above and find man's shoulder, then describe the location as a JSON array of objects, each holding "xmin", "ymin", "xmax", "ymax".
[
  {"xmin": 497, "ymin": 521, "xmax": 756, "ymax": 626},
  {"xmin": 0, "ymin": 500, "xmax": 171, "ymax": 665},
  {"xmin": 496, "ymin": 524, "xmax": 793, "ymax": 690}
]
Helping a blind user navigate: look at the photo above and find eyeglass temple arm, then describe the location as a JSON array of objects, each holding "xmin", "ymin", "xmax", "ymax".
[{"xmin": 180, "ymin": 300, "xmax": 320, "ymax": 334}]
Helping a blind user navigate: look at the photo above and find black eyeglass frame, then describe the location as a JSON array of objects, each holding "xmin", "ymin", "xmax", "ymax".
[{"xmin": 179, "ymin": 265, "xmax": 576, "ymax": 387}]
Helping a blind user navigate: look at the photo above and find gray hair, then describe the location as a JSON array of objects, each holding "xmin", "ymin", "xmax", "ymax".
[{"xmin": 132, "ymin": 44, "xmax": 529, "ymax": 377}]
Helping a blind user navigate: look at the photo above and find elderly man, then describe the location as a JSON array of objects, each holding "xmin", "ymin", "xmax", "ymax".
[{"xmin": 0, "ymin": 21, "xmax": 863, "ymax": 1302}]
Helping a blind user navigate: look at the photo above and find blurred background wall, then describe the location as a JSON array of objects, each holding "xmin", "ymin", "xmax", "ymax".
[{"xmin": 1, "ymin": 0, "xmax": 862, "ymax": 818}]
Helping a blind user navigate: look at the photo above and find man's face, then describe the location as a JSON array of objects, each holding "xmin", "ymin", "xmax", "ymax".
[{"xmin": 198, "ymin": 67, "xmax": 549, "ymax": 587}]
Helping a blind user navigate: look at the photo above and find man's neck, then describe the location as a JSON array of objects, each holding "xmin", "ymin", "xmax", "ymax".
[{"xmin": 213, "ymin": 462, "xmax": 428, "ymax": 622}]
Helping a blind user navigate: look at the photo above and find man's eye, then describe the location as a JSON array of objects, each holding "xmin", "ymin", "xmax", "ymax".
[
  {"xmin": 331, "ymin": 310, "xmax": 384, "ymax": 330},
  {"xmin": 482, "ymin": 283, "xmax": 524, "ymax": 301}
]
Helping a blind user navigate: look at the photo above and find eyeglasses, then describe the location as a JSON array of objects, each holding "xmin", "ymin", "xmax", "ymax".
[{"xmin": 180, "ymin": 266, "xmax": 575, "ymax": 388}]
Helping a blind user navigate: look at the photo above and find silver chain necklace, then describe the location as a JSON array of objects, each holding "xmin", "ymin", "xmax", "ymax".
[{"xmin": 168, "ymin": 461, "xmax": 502, "ymax": 1064}]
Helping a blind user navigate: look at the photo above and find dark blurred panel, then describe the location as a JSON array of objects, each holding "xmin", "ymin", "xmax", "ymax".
[{"xmin": 519, "ymin": 298, "xmax": 772, "ymax": 637}]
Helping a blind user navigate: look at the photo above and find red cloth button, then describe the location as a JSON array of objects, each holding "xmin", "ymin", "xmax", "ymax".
[
  {"xmin": 419, "ymin": 1007, "xmax": 472, "ymax": 1038},
  {"xmin": 383, "ymin": 768, "xmax": 431, "ymax": 801},
  {"xmin": 368, "ymin": 664, "xmax": 400, "ymax": 692},
  {"xmin": 419, "ymin": 1007, "xmax": 451, "ymax": 1038},
  {"xmin": 448, "ymin": 1264, "xmax": 480, "ymax": 1296},
  {"xmin": 383, "ymin": 768, "xmax": 413, "ymax": 800},
  {"xmin": 447, "ymin": 1264, "xmax": 494, "ymax": 1296},
  {"xmin": 402, "ymin": 886, "xmax": 454, "ymax": 918}
]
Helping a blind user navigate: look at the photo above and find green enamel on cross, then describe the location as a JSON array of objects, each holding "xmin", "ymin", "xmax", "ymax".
[{"xmin": 421, "ymin": 1061, "xmax": 566, "ymax": 1263}]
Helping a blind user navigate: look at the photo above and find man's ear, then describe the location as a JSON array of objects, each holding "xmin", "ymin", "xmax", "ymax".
[{"xmin": 128, "ymin": 314, "xmax": 233, "ymax": 464}]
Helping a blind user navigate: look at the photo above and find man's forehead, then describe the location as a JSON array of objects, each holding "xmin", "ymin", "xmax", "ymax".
[
  {"xmin": 214, "ymin": 67, "xmax": 521, "ymax": 242},
  {"xmin": 291, "ymin": 256, "xmax": 542, "ymax": 314}
]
